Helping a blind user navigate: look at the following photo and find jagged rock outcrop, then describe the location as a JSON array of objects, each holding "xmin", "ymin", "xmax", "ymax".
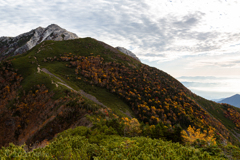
[
  {"xmin": 0, "ymin": 24, "xmax": 78, "ymax": 60},
  {"xmin": 116, "ymin": 46, "xmax": 140, "ymax": 62}
]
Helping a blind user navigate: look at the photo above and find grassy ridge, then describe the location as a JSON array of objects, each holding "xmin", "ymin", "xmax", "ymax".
[{"xmin": 8, "ymin": 38, "xmax": 135, "ymax": 118}]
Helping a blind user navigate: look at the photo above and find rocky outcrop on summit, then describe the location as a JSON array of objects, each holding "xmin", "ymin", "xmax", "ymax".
[
  {"xmin": 116, "ymin": 47, "xmax": 140, "ymax": 62},
  {"xmin": 0, "ymin": 24, "xmax": 78, "ymax": 60}
]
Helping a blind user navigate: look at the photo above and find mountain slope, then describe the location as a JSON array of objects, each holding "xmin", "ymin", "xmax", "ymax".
[
  {"xmin": 0, "ymin": 29, "xmax": 240, "ymax": 150},
  {"xmin": 0, "ymin": 37, "xmax": 138, "ymax": 147},
  {"xmin": 219, "ymin": 94, "xmax": 240, "ymax": 108}
]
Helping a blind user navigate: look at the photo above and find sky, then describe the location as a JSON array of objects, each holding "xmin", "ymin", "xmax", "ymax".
[{"xmin": 0, "ymin": 0, "xmax": 240, "ymax": 100}]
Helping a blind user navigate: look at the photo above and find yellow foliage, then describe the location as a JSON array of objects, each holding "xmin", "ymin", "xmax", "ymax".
[
  {"xmin": 122, "ymin": 118, "xmax": 142, "ymax": 137},
  {"xmin": 182, "ymin": 125, "xmax": 216, "ymax": 146}
]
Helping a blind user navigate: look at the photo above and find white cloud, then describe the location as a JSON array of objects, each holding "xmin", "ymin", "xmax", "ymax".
[
  {"xmin": 178, "ymin": 76, "xmax": 240, "ymax": 99},
  {"xmin": 187, "ymin": 52, "xmax": 240, "ymax": 68},
  {"xmin": 1, "ymin": 0, "xmax": 240, "ymax": 60}
]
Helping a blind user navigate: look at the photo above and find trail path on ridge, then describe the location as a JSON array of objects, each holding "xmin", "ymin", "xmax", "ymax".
[
  {"xmin": 41, "ymin": 68, "xmax": 133, "ymax": 118},
  {"xmin": 41, "ymin": 68, "xmax": 107, "ymax": 108},
  {"xmin": 41, "ymin": 68, "xmax": 132, "ymax": 118}
]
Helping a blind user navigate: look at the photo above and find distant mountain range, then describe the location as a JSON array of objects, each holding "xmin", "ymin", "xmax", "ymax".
[{"xmin": 218, "ymin": 94, "xmax": 240, "ymax": 108}]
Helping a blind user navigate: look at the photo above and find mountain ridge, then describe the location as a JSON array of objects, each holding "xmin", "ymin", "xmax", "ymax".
[
  {"xmin": 219, "ymin": 94, "xmax": 240, "ymax": 108},
  {"xmin": 0, "ymin": 25, "xmax": 141, "ymax": 63}
]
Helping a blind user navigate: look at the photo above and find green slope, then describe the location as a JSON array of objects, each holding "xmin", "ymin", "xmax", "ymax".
[{"xmin": 9, "ymin": 38, "xmax": 135, "ymax": 118}]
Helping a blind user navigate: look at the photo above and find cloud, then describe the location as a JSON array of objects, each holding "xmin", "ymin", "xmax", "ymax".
[
  {"xmin": 1, "ymin": 0, "xmax": 240, "ymax": 63},
  {"xmin": 181, "ymin": 81, "xmax": 219, "ymax": 88},
  {"xmin": 1, "ymin": 0, "xmax": 240, "ymax": 65},
  {"xmin": 138, "ymin": 53, "xmax": 166, "ymax": 57},
  {"xmin": 0, "ymin": 1, "xmax": 220, "ymax": 56},
  {"xmin": 1, "ymin": 0, "xmax": 240, "ymax": 73},
  {"xmin": 178, "ymin": 76, "xmax": 240, "ymax": 81},
  {"xmin": 172, "ymin": 12, "xmax": 204, "ymax": 29},
  {"xmin": 189, "ymin": 89, "xmax": 237, "ymax": 100},
  {"xmin": 186, "ymin": 52, "xmax": 240, "ymax": 68},
  {"xmin": 177, "ymin": 76, "xmax": 240, "ymax": 99}
]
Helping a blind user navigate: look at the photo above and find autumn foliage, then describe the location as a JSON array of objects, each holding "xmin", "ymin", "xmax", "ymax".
[
  {"xmin": 46, "ymin": 53, "xmax": 231, "ymax": 142},
  {"xmin": 0, "ymin": 60, "xmax": 98, "ymax": 147},
  {"xmin": 121, "ymin": 117, "xmax": 142, "ymax": 137},
  {"xmin": 182, "ymin": 125, "xmax": 216, "ymax": 146},
  {"xmin": 222, "ymin": 103, "xmax": 240, "ymax": 129}
]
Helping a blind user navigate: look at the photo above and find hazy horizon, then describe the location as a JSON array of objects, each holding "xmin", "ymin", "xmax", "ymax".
[{"xmin": 177, "ymin": 76, "xmax": 240, "ymax": 100}]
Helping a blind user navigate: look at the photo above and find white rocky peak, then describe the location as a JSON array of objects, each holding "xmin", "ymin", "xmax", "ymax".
[
  {"xmin": 116, "ymin": 47, "xmax": 140, "ymax": 62},
  {"xmin": 0, "ymin": 24, "xmax": 78, "ymax": 57}
]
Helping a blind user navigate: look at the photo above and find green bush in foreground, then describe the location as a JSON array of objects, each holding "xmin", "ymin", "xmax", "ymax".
[{"xmin": 2, "ymin": 125, "xmax": 240, "ymax": 159}]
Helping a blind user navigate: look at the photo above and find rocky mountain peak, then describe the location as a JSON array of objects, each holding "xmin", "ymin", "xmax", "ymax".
[
  {"xmin": 47, "ymin": 24, "xmax": 61, "ymax": 28},
  {"xmin": 115, "ymin": 47, "xmax": 140, "ymax": 62},
  {"xmin": 0, "ymin": 24, "xmax": 78, "ymax": 60},
  {"xmin": 36, "ymin": 26, "xmax": 44, "ymax": 30}
]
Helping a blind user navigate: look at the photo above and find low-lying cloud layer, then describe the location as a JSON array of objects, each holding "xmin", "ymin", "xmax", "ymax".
[{"xmin": 178, "ymin": 76, "xmax": 240, "ymax": 99}]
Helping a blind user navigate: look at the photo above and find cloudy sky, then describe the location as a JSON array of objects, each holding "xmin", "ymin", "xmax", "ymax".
[{"xmin": 1, "ymin": 0, "xmax": 240, "ymax": 100}]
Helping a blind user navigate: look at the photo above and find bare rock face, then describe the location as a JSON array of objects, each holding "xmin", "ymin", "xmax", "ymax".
[
  {"xmin": 0, "ymin": 24, "xmax": 78, "ymax": 60},
  {"xmin": 116, "ymin": 47, "xmax": 140, "ymax": 62}
]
